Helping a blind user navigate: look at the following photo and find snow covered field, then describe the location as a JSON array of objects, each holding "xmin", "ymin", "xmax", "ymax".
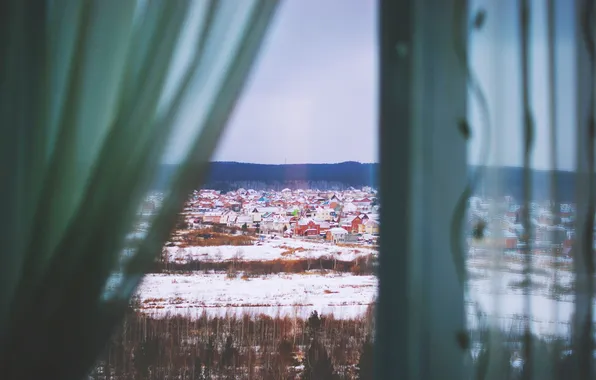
[
  {"xmin": 136, "ymin": 272, "xmax": 376, "ymax": 319},
  {"xmin": 166, "ymin": 237, "xmax": 376, "ymax": 263},
  {"xmin": 132, "ymin": 245, "xmax": 596, "ymax": 339},
  {"xmin": 467, "ymin": 254, "xmax": 580, "ymax": 337}
]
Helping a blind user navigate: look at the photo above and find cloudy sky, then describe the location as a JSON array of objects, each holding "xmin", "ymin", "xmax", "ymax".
[
  {"xmin": 212, "ymin": 0, "xmax": 378, "ymax": 164},
  {"xmin": 210, "ymin": 0, "xmax": 582, "ymax": 170},
  {"xmin": 467, "ymin": 0, "xmax": 577, "ymax": 171}
]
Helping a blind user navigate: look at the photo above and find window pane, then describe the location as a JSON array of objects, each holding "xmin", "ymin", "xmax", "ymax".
[{"xmin": 95, "ymin": 1, "xmax": 379, "ymax": 379}]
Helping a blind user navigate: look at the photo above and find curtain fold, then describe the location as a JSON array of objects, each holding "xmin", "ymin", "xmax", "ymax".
[
  {"xmin": 463, "ymin": 0, "xmax": 595, "ymax": 378},
  {"xmin": 0, "ymin": 1, "xmax": 279, "ymax": 379}
]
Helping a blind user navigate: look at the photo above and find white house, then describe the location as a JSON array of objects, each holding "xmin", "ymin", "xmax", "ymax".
[
  {"xmin": 235, "ymin": 215, "xmax": 253, "ymax": 227},
  {"xmin": 364, "ymin": 219, "xmax": 380, "ymax": 235},
  {"xmin": 251, "ymin": 208, "xmax": 262, "ymax": 223},
  {"xmin": 327, "ymin": 227, "xmax": 349, "ymax": 243},
  {"xmin": 343, "ymin": 202, "xmax": 357, "ymax": 213},
  {"xmin": 315, "ymin": 207, "xmax": 333, "ymax": 221},
  {"xmin": 220, "ymin": 211, "xmax": 237, "ymax": 226}
]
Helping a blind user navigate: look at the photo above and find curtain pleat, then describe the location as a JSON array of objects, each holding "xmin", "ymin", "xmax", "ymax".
[{"xmin": 0, "ymin": 1, "xmax": 279, "ymax": 379}]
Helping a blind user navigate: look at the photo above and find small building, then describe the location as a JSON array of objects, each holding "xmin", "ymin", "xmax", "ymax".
[
  {"xmin": 203, "ymin": 212, "xmax": 222, "ymax": 224},
  {"xmin": 364, "ymin": 219, "xmax": 380, "ymax": 235},
  {"xmin": 327, "ymin": 227, "xmax": 349, "ymax": 243},
  {"xmin": 295, "ymin": 218, "xmax": 321, "ymax": 236},
  {"xmin": 315, "ymin": 207, "xmax": 334, "ymax": 221},
  {"xmin": 343, "ymin": 202, "xmax": 358, "ymax": 213}
]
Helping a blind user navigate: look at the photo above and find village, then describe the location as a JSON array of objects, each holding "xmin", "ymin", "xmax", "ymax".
[
  {"xmin": 166, "ymin": 187, "xmax": 381, "ymax": 245},
  {"xmin": 467, "ymin": 196, "xmax": 577, "ymax": 257},
  {"xmin": 128, "ymin": 189, "xmax": 591, "ymax": 337},
  {"xmin": 138, "ymin": 188, "xmax": 584, "ymax": 257}
]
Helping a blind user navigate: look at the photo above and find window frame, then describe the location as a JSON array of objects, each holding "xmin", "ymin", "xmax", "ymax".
[{"xmin": 377, "ymin": 0, "xmax": 468, "ymax": 378}]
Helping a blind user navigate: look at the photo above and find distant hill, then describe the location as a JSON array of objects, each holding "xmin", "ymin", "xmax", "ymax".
[
  {"xmin": 154, "ymin": 162, "xmax": 578, "ymax": 200},
  {"xmin": 475, "ymin": 166, "xmax": 576, "ymax": 202},
  {"xmin": 155, "ymin": 161, "xmax": 380, "ymax": 191}
]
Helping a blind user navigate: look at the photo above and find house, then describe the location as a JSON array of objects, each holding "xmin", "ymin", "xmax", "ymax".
[
  {"xmin": 286, "ymin": 205, "xmax": 301, "ymax": 216},
  {"xmin": 329, "ymin": 200, "xmax": 341, "ymax": 210},
  {"xmin": 339, "ymin": 214, "xmax": 357, "ymax": 230},
  {"xmin": 251, "ymin": 208, "xmax": 262, "ymax": 223},
  {"xmin": 317, "ymin": 220, "xmax": 331, "ymax": 233},
  {"xmin": 340, "ymin": 217, "xmax": 353, "ymax": 231},
  {"xmin": 315, "ymin": 207, "xmax": 334, "ymax": 221},
  {"xmin": 358, "ymin": 222, "xmax": 367, "ymax": 234},
  {"xmin": 219, "ymin": 211, "xmax": 237, "ymax": 226},
  {"xmin": 273, "ymin": 217, "xmax": 292, "ymax": 232},
  {"xmin": 327, "ymin": 227, "xmax": 349, "ymax": 243},
  {"xmin": 272, "ymin": 199, "xmax": 287, "ymax": 208},
  {"xmin": 295, "ymin": 218, "xmax": 321, "ymax": 236},
  {"xmin": 226, "ymin": 214, "xmax": 238, "ymax": 226},
  {"xmin": 330, "ymin": 194, "xmax": 342, "ymax": 202},
  {"xmin": 203, "ymin": 212, "xmax": 222, "ymax": 224},
  {"xmin": 502, "ymin": 230, "xmax": 518, "ymax": 249},
  {"xmin": 339, "ymin": 215, "xmax": 365, "ymax": 234},
  {"xmin": 229, "ymin": 201, "xmax": 242, "ymax": 212},
  {"xmin": 343, "ymin": 202, "xmax": 357, "ymax": 214},
  {"xmin": 260, "ymin": 219, "xmax": 274, "ymax": 234},
  {"xmin": 235, "ymin": 215, "xmax": 253, "ymax": 227},
  {"xmin": 349, "ymin": 215, "xmax": 366, "ymax": 234},
  {"xmin": 353, "ymin": 198, "xmax": 373, "ymax": 213},
  {"xmin": 364, "ymin": 219, "xmax": 380, "ymax": 235}
]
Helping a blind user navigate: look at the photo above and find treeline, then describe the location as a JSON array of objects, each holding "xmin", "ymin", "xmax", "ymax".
[
  {"xmin": 154, "ymin": 162, "xmax": 379, "ymax": 191},
  {"xmin": 92, "ymin": 308, "xmax": 375, "ymax": 380},
  {"xmin": 150, "ymin": 255, "xmax": 378, "ymax": 276},
  {"xmin": 154, "ymin": 162, "xmax": 579, "ymax": 200},
  {"xmin": 475, "ymin": 166, "xmax": 576, "ymax": 202},
  {"xmin": 92, "ymin": 308, "xmax": 589, "ymax": 379}
]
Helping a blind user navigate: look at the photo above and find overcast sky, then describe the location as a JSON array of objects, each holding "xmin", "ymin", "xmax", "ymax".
[
  {"xmin": 468, "ymin": 0, "xmax": 577, "ymax": 171},
  {"xmin": 212, "ymin": 0, "xmax": 378, "ymax": 164},
  {"xmin": 211, "ymin": 0, "xmax": 581, "ymax": 169}
]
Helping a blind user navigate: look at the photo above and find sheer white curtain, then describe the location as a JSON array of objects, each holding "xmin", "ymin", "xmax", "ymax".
[
  {"xmin": 466, "ymin": 0, "xmax": 594, "ymax": 378},
  {"xmin": 379, "ymin": 0, "xmax": 596, "ymax": 378},
  {"xmin": 0, "ymin": 1, "xmax": 278, "ymax": 378}
]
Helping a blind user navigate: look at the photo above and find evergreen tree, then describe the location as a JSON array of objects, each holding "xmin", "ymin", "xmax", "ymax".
[
  {"xmin": 272, "ymin": 339, "xmax": 299, "ymax": 379},
  {"xmin": 220, "ymin": 335, "xmax": 237, "ymax": 369},
  {"xmin": 306, "ymin": 311, "xmax": 322, "ymax": 338},
  {"xmin": 301, "ymin": 338, "xmax": 336, "ymax": 380}
]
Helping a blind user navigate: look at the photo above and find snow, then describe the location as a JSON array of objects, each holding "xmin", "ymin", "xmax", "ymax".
[
  {"xmin": 136, "ymin": 272, "xmax": 376, "ymax": 319},
  {"xmin": 329, "ymin": 227, "xmax": 349, "ymax": 235},
  {"xmin": 467, "ymin": 254, "xmax": 579, "ymax": 337},
  {"xmin": 136, "ymin": 241, "xmax": 593, "ymax": 338},
  {"xmin": 166, "ymin": 237, "xmax": 376, "ymax": 263}
]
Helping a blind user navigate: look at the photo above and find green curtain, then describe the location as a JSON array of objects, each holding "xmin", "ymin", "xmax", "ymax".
[{"xmin": 0, "ymin": 1, "xmax": 278, "ymax": 378}]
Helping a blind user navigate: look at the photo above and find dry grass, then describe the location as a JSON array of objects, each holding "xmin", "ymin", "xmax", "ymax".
[
  {"xmin": 336, "ymin": 242, "xmax": 376, "ymax": 249},
  {"xmin": 280, "ymin": 246, "xmax": 308, "ymax": 256},
  {"xmin": 177, "ymin": 228, "xmax": 255, "ymax": 247},
  {"xmin": 143, "ymin": 298, "xmax": 166, "ymax": 303}
]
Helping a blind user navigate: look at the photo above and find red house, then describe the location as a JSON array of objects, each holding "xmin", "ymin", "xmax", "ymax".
[
  {"xmin": 352, "ymin": 214, "xmax": 370, "ymax": 233},
  {"xmin": 351, "ymin": 216, "xmax": 364, "ymax": 234},
  {"xmin": 295, "ymin": 219, "xmax": 320, "ymax": 236}
]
